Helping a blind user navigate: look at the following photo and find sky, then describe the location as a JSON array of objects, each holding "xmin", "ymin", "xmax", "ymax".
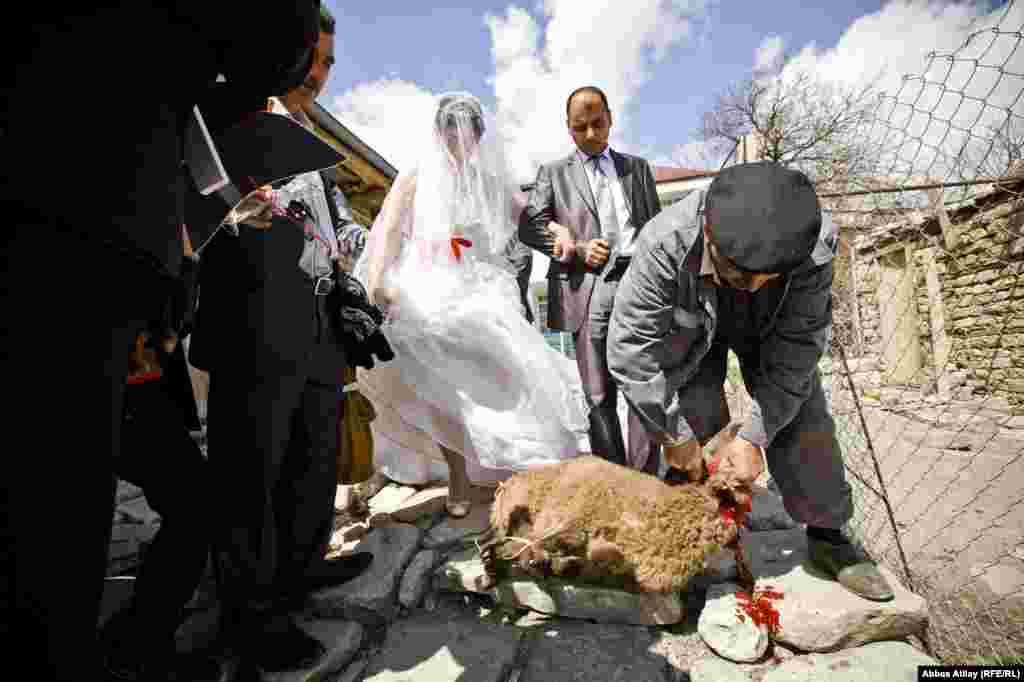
[
  {"xmin": 318, "ymin": 0, "xmax": 1020, "ymax": 279},
  {"xmin": 321, "ymin": 0, "xmax": 1018, "ymax": 181}
]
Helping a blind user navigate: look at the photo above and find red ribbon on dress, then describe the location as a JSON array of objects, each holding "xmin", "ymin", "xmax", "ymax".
[{"xmin": 450, "ymin": 237, "xmax": 473, "ymax": 262}]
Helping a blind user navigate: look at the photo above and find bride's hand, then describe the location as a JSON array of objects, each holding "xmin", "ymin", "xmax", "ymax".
[{"xmin": 371, "ymin": 285, "xmax": 400, "ymax": 316}]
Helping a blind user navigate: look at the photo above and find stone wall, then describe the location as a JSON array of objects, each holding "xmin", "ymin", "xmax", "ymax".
[{"xmin": 848, "ymin": 185, "xmax": 1024, "ymax": 413}]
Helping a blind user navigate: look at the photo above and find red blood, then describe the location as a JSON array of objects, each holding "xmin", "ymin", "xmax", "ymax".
[
  {"xmin": 718, "ymin": 498, "xmax": 751, "ymax": 525},
  {"xmin": 734, "ymin": 585, "xmax": 784, "ymax": 636}
]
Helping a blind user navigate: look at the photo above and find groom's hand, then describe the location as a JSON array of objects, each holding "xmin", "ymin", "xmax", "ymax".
[
  {"xmin": 584, "ymin": 239, "xmax": 610, "ymax": 269},
  {"xmin": 547, "ymin": 222, "xmax": 574, "ymax": 263}
]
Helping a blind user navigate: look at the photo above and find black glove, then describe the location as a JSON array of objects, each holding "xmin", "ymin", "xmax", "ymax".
[
  {"xmin": 331, "ymin": 274, "xmax": 394, "ymax": 370},
  {"xmin": 345, "ymin": 329, "xmax": 395, "ymax": 371}
]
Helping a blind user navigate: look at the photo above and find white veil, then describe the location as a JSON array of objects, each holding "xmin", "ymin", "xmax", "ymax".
[{"xmin": 354, "ymin": 92, "xmax": 520, "ymax": 306}]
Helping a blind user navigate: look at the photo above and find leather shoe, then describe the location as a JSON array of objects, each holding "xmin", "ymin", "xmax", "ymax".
[
  {"xmin": 304, "ymin": 552, "xmax": 374, "ymax": 592},
  {"xmin": 247, "ymin": 621, "xmax": 326, "ymax": 673},
  {"xmin": 808, "ymin": 537, "xmax": 895, "ymax": 601},
  {"xmin": 588, "ymin": 406, "xmax": 627, "ymax": 466}
]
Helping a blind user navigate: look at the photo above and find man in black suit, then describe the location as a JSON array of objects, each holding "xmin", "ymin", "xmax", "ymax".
[
  {"xmin": 189, "ymin": 7, "xmax": 372, "ymax": 673},
  {"xmin": 3, "ymin": 4, "xmax": 321, "ymax": 680},
  {"xmin": 519, "ymin": 86, "xmax": 663, "ymax": 472}
]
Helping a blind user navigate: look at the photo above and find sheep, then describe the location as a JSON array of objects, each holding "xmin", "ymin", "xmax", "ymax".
[{"xmin": 479, "ymin": 454, "xmax": 742, "ymax": 594}]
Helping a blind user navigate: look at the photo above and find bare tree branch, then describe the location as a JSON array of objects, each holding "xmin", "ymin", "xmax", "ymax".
[{"xmin": 696, "ymin": 68, "xmax": 880, "ymax": 187}]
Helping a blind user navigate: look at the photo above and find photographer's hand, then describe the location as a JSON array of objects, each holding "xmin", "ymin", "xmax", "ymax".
[{"xmin": 229, "ymin": 186, "xmax": 275, "ymax": 230}]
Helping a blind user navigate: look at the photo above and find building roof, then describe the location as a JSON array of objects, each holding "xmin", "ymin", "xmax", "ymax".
[
  {"xmin": 654, "ymin": 166, "xmax": 717, "ymax": 183},
  {"xmin": 307, "ymin": 102, "xmax": 398, "ymax": 181}
]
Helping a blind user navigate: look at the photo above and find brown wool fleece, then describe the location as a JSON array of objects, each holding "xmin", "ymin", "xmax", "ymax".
[{"xmin": 488, "ymin": 456, "xmax": 738, "ymax": 593}]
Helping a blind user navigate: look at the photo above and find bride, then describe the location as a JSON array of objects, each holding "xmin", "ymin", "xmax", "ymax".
[{"xmin": 354, "ymin": 92, "xmax": 589, "ymax": 517}]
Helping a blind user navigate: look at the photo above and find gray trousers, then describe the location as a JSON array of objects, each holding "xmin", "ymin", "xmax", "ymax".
[
  {"xmin": 580, "ymin": 263, "xmax": 658, "ymax": 474},
  {"xmin": 678, "ymin": 341, "xmax": 853, "ymax": 529}
]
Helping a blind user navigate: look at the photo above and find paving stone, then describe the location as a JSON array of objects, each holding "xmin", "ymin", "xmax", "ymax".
[
  {"xmin": 495, "ymin": 579, "xmax": 685, "ymax": 626},
  {"xmin": 390, "ymin": 487, "xmax": 450, "ymax": 524},
  {"xmin": 399, "ymin": 549, "xmax": 441, "ymax": 609},
  {"xmin": 310, "ymin": 524, "xmax": 423, "ymax": 625},
  {"xmin": 116, "ymin": 479, "xmax": 144, "ymax": 504},
  {"xmin": 422, "ymin": 503, "xmax": 491, "ymax": 550},
  {"xmin": 260, "ymin": 620, "xmax": 363, "ymax": 682},
  {"xmin": 742, "ymin": 528, "xmax": 928, "ymax": 652},
  {"xmin": 368, "ymin": 484, "xmax": 418, "ymax": 517},
  {"xmin": 760, "ymin": 640, "xmax": 937, "ymax": 681},
  {"xmin": 517, "ymin": 621, "xmax": 671, "ymax": 682},
  {"xmin": 697, "ymin": 583, "xmax": 769, "ymax": 663},
  {"xmin": 117, "ymin": 496, "xmax": 161, "ymax": 526},
  {"xmin": 359, "ymin": 608, "xmax": 521, "ymax": 682}
]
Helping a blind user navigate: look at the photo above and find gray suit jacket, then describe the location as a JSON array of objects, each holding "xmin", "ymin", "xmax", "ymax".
[
  {"xmin": 519, "ymin": 149, "xmax": 661, "ymax": 333},
  {"xmin": 607, "ymin": 190, "xmax": 839, "ymax": 449}
]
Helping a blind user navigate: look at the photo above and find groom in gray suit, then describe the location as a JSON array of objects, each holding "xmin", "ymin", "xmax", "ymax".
[{"xmin": 520, "ymin": 86, "xmax": 662, "ymax": 472}]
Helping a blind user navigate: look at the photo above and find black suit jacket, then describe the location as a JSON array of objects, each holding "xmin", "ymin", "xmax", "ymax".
[
  {"xmin": 189, "ymin": 218, "xmax": 346, "ymax": 385},
  {"xmin": 519, "ymin": 149, "xmax": 661, "ymax": 332}
]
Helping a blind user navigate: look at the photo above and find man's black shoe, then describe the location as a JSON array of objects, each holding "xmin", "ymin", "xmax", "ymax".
[
  {"xmin": 305, "ymin": 552, "xmax": 374, "ymax": 592},
  {"xmin": 247, "ymin": 622, "xmax": 326, "ymax": 673}
]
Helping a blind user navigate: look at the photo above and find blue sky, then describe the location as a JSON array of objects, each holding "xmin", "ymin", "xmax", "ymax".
[{"xmin": 319, "ymin": 0, "xmax": 1015, "ymax": 180}]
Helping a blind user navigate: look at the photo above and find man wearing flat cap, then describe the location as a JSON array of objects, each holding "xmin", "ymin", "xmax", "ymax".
[{"xmin": 607, "ymin": 161, "xmax": 893, "ymax": 601}]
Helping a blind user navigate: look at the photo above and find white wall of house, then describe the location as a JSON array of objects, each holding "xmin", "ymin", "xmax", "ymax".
[{"xmin": 657, "ymin": 176, "xmax": 715, "ymax": 207}]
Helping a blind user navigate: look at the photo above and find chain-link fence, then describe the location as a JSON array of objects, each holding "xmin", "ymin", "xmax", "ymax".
[{"xmin": 791, "ymin": 1, "xmax": 1024, "ymax": 664}]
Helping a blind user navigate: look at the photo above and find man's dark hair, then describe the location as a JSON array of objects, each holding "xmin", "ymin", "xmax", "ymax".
[
  {"xmin": 566, "ymin": 86, "xmax": 610, "ymax": 118},
  {"xmin": 319, "ymin": 4, "xmax": 336, "ymax": 34}
]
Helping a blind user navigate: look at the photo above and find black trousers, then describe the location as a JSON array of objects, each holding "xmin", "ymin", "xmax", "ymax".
[
  {"xmin": 1, "ymin": 229, "xmax": 163, "ymax": 680},
  {"xmin": 206, "ymin": 371, "xmax": 339, "ymax": 630},
  {"xmin": 114, "ymin": 380, "xmax": 211, "ymax": 643}
]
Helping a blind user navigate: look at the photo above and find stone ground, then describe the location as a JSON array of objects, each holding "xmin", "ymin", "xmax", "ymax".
[
  {"xmin": 833, "ymin": 393, "xmax": 1024, "ymax": 663},
  {"xmin": 99, "ymin": 375, "xmax": 1024, "ymax": 677},
  {"xmin": 104, "ymin": 464, "xmax": 941, "ymax": 681}
]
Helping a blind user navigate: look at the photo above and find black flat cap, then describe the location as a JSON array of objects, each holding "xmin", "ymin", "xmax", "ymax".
[{"xmin": 705, "ymin": 161, "xmax": 821, "ymax": 273}]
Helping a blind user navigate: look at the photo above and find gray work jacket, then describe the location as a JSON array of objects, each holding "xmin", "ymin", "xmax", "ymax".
[{"xmin": 607, "ymin": 190, "xmax": 839, "ymax": 449}]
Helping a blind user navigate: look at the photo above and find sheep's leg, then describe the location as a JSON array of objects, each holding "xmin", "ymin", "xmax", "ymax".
[{"xmin": 441, "ymin": 445, "xmax": 472, "ymax": 518}]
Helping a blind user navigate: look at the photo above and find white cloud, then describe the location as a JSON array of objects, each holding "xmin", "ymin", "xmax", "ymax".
[
  {"xmin": 670, "ymin": 139, "xmax": 727, "ymax": 169},
  {"xmin": 487, "ymin": 0, "xmax": 714, "ymax": 181},
  {"xmin": 767, "ymin": 0, "xmax": 1024, "ymax": 183},
  {"xmin": 327, "ymin": 2, "xmax": 711, "ymax": 182},
  {"xmin": 754, "ymin": 35, "xmax": 785, "ymax": 74},
  {"xmin": 329, "ymin": 79, "xmax": 440, "ymax": 174}
]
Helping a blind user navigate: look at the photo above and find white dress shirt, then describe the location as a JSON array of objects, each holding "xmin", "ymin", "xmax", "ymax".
[{"xmin": 578, "ymin": 147, "xmax": 636, "ymax": 256}]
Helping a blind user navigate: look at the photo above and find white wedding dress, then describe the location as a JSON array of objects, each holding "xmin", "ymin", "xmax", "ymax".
[{"xmin": 354, "ymin": 95, "xmax": 589, "ymax": 482}]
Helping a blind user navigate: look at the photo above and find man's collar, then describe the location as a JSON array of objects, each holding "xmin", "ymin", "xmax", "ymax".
[
  {"xmin": 700, "ymin": 231, "xmax": 721, "ymax": 286},
  {"xmin": 270, "ymin": 96, "xmax": 314, "ymax": 131},
  {"xmin": 577, "ymin": 147, "xmax": 612, "ymax": 165},
  {"xmin": 289, "ymin": 106, "xmax": 313, "ymax": 131}
]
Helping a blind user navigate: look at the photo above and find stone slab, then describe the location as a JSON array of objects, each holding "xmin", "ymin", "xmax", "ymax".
[
  {"xmin": 359, "ymin": 610, "xmax": 521, "ymax": 682},
  {"xmin": 495, "ymin": 579, "xmax": 685, "ymax": 626},
  {"xmin": 260, "ymin": 620, "xmax": 364, "ymax": 682},
  {"xmin": 741, "ymin": 528, "xmax": 928, "ymax": 652},
  {"xmin": 517, "ymin": 621, "xmax": 671, "ymax": 682},
  {"xmin": 422, "ymin": 503, "xmax": 492, "ymax": 550},
  {"xmin": 310, "ymin": 524, "xmax": 423, "ymax": 625}
]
